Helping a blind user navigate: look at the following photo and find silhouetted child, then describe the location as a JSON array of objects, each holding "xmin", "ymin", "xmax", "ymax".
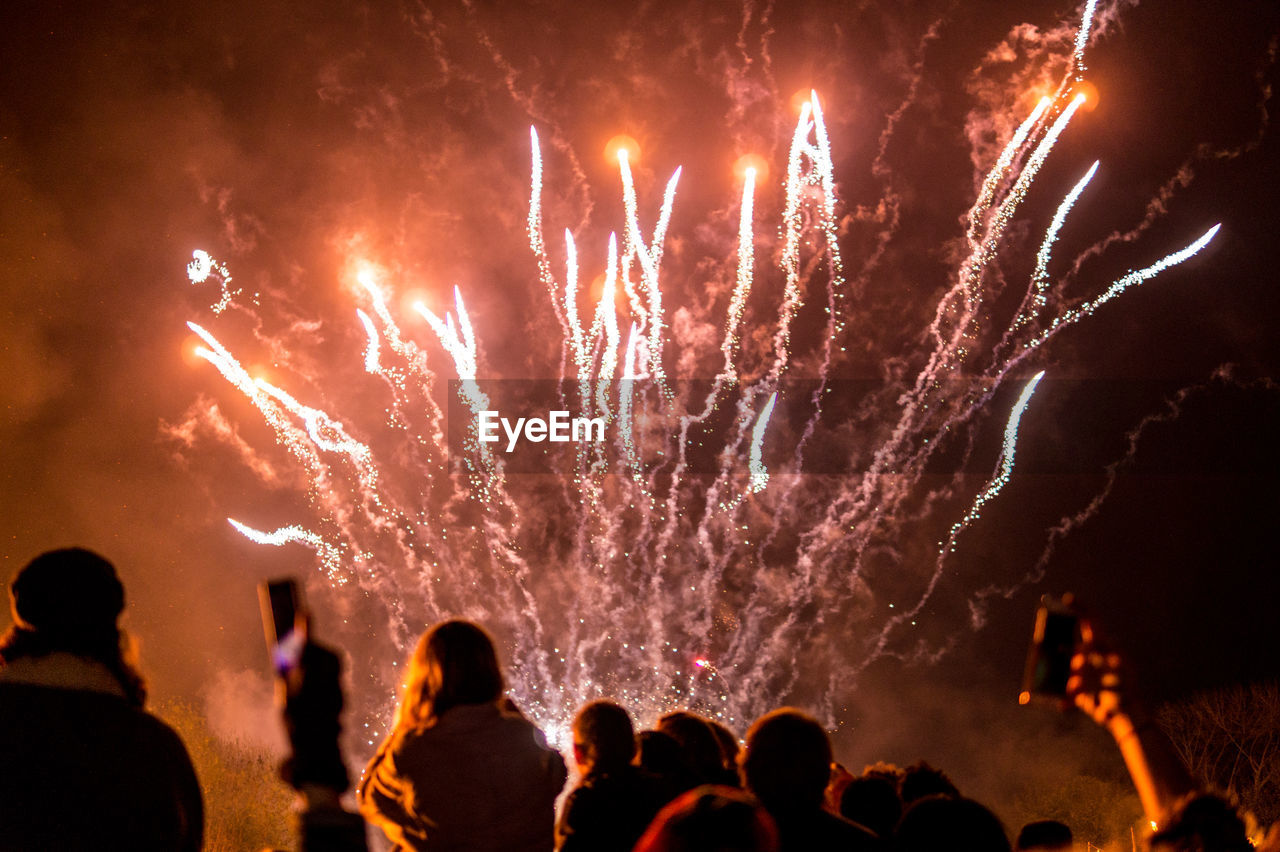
[{"xmin": 557, "ymin": 700, "xmax": 665, "ymax": 851}]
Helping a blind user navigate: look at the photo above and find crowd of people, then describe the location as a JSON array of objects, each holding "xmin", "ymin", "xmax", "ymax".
[{"xmin": 0, "ymin": 547, "xmax": 1273, "ymax": 852}]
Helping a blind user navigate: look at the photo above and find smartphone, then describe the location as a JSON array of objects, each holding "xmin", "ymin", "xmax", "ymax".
[
  {"xmin": 1019, "ymin": 594, "xmax": 1080, "ymax": 704},
  {"xmin": 258, "ymin": 578, "xmax": 306, "ymax": 675}
]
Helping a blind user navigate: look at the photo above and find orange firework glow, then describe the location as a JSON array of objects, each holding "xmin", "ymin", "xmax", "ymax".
[
  {"xmin": 734, "ymin": 153, "xmax": 769, "ymax": 184},
  {"xmin": 604, "ymin": 133, "xmax": 640, "ymax": 164},
  {"xmin": 1071, "ymin": 79, "xmax": 1099, "ymax": 111},
  {"xmin": 789, "ymin": 89, "xmax": 814, "ymax": 114},
  {"xmin": 181, "ymin": 336, "xmax": 206, "ymax": 366}
]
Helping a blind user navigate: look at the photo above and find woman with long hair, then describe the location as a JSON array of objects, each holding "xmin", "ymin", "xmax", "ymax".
[{"xmin": 359, "ymin": 619, "xmax": 567, "ymax": 851}]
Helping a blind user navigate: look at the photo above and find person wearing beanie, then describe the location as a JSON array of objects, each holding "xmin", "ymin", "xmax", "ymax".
[{"xmin": 0, "ymin": 547, "xmax": 204, "ymax": 851}]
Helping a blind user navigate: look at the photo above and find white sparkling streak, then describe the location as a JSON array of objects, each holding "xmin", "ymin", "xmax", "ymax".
[
  {"xmin": 414, "ymin": 287, "xmax": 478, "ymax": 380},
  {"xmin": 969, "ymin": 98, "xmax": 1051, "ymax": 244},
  {"xmin": 1016, "ymin": 160, "xmax": 1100, "ymax": 329},
  {"xmin": 748, "ymin": 392, "xmax": 778, "ymax": 494},
  {"xmin": 720, "ymin": 167, "xmax": 756, "ymax": 379},
  {"xmin": 356, "ymin": 309, "xmax": 381, "ymax": 374},
  {"xmin": 942, "ymin": 370, "xmax": 1046, "ymax": 554},
  {"xmin": 1025, "ymin": 224, "xmax": 1222, "ymax": 354},
  {"xmin": 1074, "ymin": 0, "xmax": 1099, "ymax": 78},
  {"xmin": 187, "ymin": 249, "xmax": 237, "ymax": 314},
  {"xmin": 227, "ymin": 519, "xmax": 344, "ymax": 579}
]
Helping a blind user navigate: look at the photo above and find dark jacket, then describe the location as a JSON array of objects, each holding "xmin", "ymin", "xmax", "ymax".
[
  {"xmin": 556, "ymin": 764, "xmax": 665, "ymax": 851},
  {"xmin": 359, "ymin": 702, "xmax": 568, "ymax": 851},
  {"xmin": 770, "ymin": 807, "xmax": 883, "ymax": 852},
  {"xmin": 0, "ymin": 656, "xmax": 203, "ymax": 851}
]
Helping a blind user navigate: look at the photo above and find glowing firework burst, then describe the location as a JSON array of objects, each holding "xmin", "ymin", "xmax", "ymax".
[{"xmin": 179, "ymin": 2, "xmax": 1219, "ymax": 745}]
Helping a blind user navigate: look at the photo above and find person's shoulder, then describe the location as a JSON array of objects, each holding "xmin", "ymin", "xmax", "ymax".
[
  {"xmin": 0, "ymin": 680, "xmax": 136, "ymax": 725},
  {"xmin": 562, "ymin": 779, "xmax": 600, "ymax": 810},
  {"xmin": 135, "ymin": 708, "xmax": 194, "ymax": 752},
  {"xmin": 495, "ymin": 705, "xmax": 558, "ymax": 746},
  {"xmin": 819, "ymin": 808, "xmax": 884, "ymax": 848}
]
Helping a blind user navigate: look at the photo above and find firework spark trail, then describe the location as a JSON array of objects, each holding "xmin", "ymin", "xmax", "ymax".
[
  {"xmin": 1000, "ymin": 160, "xmax": 1099, "ymax": 349},
  {"xmin": 1073, "ymin": 0, "xmax": 1099, "ymax": 78},
  {"xmin": 413, "ymin": 286, "xmax": 510, "ymax": 502},
  {"xmin": 748, "ymin": 392, "xmax": 779, "ymax": 494},
  {"xmin": 838, "ymin": 93, "xmax": 1086, "ymax": 516},
  {"xmin": 228, "ymin": 519, "xmax": 344, "ymax": 578},
  {"xmin": 640, "ymin": 153, "xmax": 764, "ymax": 619},
  {"xmin": 617, "ymin": 149, "xmax": 678, "ymax": 400},
  {"xmin": 408, "ymin": 287, "xmax": 564, "ymax": 707},
  {"xmin": 530, "ymin": 135, "xmax": 673, "ymax": 699},
  {"xmin": 958, "ymin": 368, "xmax": 1278, "ymax": 633},
  {"xmin": 771, "ymin": 97, "xmax": 818, "ymax": 382},
  {"xmin": 967, "ymin": 98, "xmax": 1051, "ymax": 247},
  {"xmin": 722, "ymin": 0, "xmax": 1211, "ymax": 710},
  {"xmin": 187, "ymin": 249, "xmax": 238, "ymax": 314},
  {"xmin": 853, "ymin": 370, "xmax": 1046, "ymax": 674},
  {"xmin": 187, "ymin": 318, "xmax": 435, "ymax": 679},
  {"xmin": 1022, "ymin": 223, "xmax": 1221, "ymax": 355},
  {"xmin": 787, "ymin": 92, "xmax": 1080, "ymax": 566},
  {"xmin": 187, "ymin": 321, "xmax": 322, "ymax": 479},
  {"xmin": 529, "ymin": 128, "xmax": 573, "ymax": 347},
  {"xmin": 720, "ymin": 167, "xmax": 757, "ymax": 380},
  {"xmin": 780, "ymin": 91, "xmax": 846, "ymax": 468},
  {"xmin": 693, "ymin": 91, "xmax": 848, "ymax": 700},
  {"xmin": 356, "ymin": 309, "xmax": 382, "ymax": 375},
  {"xmin": 355, "ymin": 272, "xmax": 450, "ymax": 463},
  {"xmin": 533, "ymin": 138, "xmax": 694, "ymax": 712},
  {"xmin": 591, "ymin": 235, "xmax": 622, "ymax": 422},
  {"xmin": 748, "ymin": 23, "xmax": 940, "ymax": 584},
  {"xmin": 619, "ymin": 168, "xmax": 681, "ymax": 345},
  {"xmin": 692, "ymin": 91, "xmax": 841, "ymax": 577},
  {"xmin": 644, "ymin": 95, "xmax": 843, "ymax": 676},
  {"xmin": 1028, "ymin": 161, "xmax": 1099, "ymax": 310},
  {"xmin": 962, "ymin": 94, "xmax": 1086, "ymax": 312},
  {"xmin": 945, "ymin": 371, "xmax": 1046, "ymax": 555}
]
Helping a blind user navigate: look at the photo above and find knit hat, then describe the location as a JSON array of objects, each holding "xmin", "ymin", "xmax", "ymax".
[{"xmin": 9, "ymin": 548, "xmax": 125, "ymax": 638}]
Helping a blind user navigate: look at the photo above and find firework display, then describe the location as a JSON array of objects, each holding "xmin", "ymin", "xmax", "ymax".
[{"xmin": 180, "ymin": 2, "xmax": 1220, "ymax": 747}]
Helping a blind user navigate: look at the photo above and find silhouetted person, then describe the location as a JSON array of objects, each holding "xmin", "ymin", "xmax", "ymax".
[
  {"xmin": 556, "ymin": 700, "xmax": 665, "ymax": 852},
  {"xmin": 1014, "ymin": 819, "xmax": 1072, "ymax": 852},
  {"xmin": 659, "ymin": 710, "xmax": 733, "ymax": 789},
  {"xmin": 0, "ymin": 548, "xmax": 203, "ymax": 851},
  {"xmin": 636, "ymin": 728, "xmax": 696, "ymax": 804},
  {"xmin": 895, "ymin": 795, "xmax": 1011, "ymax": 852},
  {"xmin": 1148, "ymin": 794, "xmax": 1253, "ymax": 852},
  {"xmin": 840, "ymin": 775, "xmax": 903, "ymax": 841},
  {"xmin": 359, "ymin": 619, "xmax": 567, "ymax": 850},
  {"xmin": 899, "ymin": 760, "xmax": 959, "ymax": 805},
  {"xmin": 861, "ymin": 762, "xmax": 905, "ymax": 790},
  {"xmin": 739, "ymin": 708, "xmax": 881, "ymax": 851},
  {"xmin": 707, "ymin": 719, "xmax": 744, "ymax": 787},
  {"xmin": 633, "ymin": 785, "xmax": 780, "ymax": 852},
  {"xmin": 280, "ymin": 638, "xmax": 369, "ymax": 852}
]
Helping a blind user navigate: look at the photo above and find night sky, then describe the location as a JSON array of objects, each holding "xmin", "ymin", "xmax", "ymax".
[{"xmin": 2, "ymin": 0, "xmax": 1279, "ymax": 820}]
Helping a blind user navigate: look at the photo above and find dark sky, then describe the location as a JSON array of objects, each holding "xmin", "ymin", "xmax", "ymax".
[{"xmin": 2, "ymin": 0, "xmax": 1278, "ymax": 817}]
